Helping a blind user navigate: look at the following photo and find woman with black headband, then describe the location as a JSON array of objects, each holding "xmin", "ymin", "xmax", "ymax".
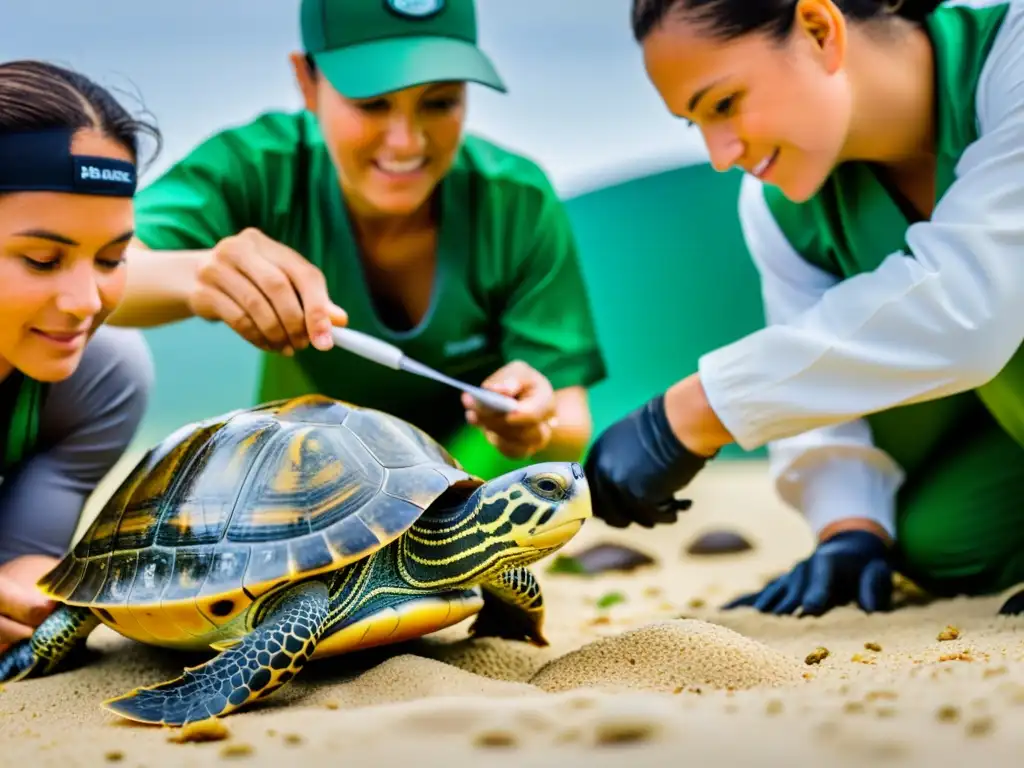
[{"xmin": 0, "ymin": 61, "xmax": 159, "ymax": 650}]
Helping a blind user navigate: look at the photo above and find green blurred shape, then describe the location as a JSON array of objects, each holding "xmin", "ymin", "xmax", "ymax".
[{"xmin": 564, "ymin": 163, "xmax": 767, "ymax": 459}]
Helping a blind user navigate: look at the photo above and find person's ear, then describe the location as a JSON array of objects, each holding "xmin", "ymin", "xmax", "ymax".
[
  {"xmin": 793, "ymin": 0, "xmax": 847, "ymax": 75},
  {"xmin": 289, "ymin": 51, "xmax": 318, "ymax": 112}
]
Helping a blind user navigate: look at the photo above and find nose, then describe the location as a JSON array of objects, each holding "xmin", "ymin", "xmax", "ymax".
[
  {"xmin": 703, "ymin": 124, "xmax": 744, "ymax": 172},
  {"xmin": 55, "ymin": 267, "xmax": 102, "ymax": 319},
  {"xmin": 384, "ymin": 114, "xmax": 426, "ymax": 154}
]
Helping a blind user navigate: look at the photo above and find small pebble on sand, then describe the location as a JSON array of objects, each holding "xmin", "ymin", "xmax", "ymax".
[
  {"xmin": 686, "ymin": 530, "xmax": 754, "ymax": 556},
  {"xmin": 936, "ymin": 705, "xmax": 960, "ymax": 722},
  {"xmin": 937, "ymin": 626, "xmax": 961, "ymax": 642},
  {"xmin": 806, "ymin": 648, "xmax": 830, "ymax": 665},
  {"xmin": 865, "ymin": 691, "xmax": 898, "ymax": 702},
  {"xmin": 593, "ymin": 718, "xmax": 660, "ymax": 745},
  {"xmin": 220, "ymin": 743, "xmax": 254, "ymax": 759},
  {"xmin": 966, "ymin": 716, "xmax": 995, "ymax": 737},
  {"xmin": 864, "ymin": 642, "xmax": 882, "ymax": 652},
  {"xmin": 939, "ymin": 652, "xmax": 973, "ymax": 662},
  {"xmin": 473, "ymin": 729, "xmax": 518, "ymax": 748},
  {"xmin": 167, "ymin": 719, "xmax": 230, "ymax": 744}
]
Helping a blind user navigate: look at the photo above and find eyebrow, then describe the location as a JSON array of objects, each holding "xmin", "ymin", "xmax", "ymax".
[
  {"xmin": 687, "ymin": 78, "xmax": 725, "ymax": 113},
  {"xmin": 13, "ymin": 229, "xmax": 135, "ymax": 248}
]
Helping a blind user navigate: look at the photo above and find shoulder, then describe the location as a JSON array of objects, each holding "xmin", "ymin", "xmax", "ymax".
[
  {"xmin": 71, "ymin": 326, "xmax": 154, "ymax": 405},
  {"xmin": 975, "ymin": 0, "xmax": 1024, "ymax": 130},
  {"xmin": 449, "ymin": 134, "xmax": 561, "ymax": 210},
  {"xmin": 170, "ymin": 110, "xmax": 316, "ymax": 168}
]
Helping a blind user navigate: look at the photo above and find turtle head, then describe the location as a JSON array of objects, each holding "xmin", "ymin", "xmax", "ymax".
[{"xmin": 473, "ymin": 461, "xmax": 592, "ymax": 560}]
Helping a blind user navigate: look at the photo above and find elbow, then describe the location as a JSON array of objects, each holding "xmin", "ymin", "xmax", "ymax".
[
  {"xmin": 960, "ymin": 349, "xmax": 1016, "ymax": 390},
  {"xmin": 952, "ymin": 317, "xmax": 1021, "ymax": 389},
  {"xmin": 922, "ymin": 283, "xmax": 1019, "ymax": 389},
  {"xmin": 935, "ymin": 342, "xmax": 1014, "ymax": 395}
]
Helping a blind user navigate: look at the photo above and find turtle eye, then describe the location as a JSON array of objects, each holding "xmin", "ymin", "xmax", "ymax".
[{"xmin": 528, "ymin": 474, "xmax": 567, "ymax": 501}]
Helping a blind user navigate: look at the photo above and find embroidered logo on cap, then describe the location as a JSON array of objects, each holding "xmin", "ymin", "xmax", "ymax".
[{"xmin": 385, "ymin": 0, "xmax": 444, "ymax": 19}]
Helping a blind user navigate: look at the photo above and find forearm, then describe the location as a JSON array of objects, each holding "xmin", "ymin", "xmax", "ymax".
[
  {"xmin": 663, "ymin": 374, "xmax": 734, "ymax": 457},
  {"xmin": 106, "ymin": 242, "xmax": 206, "ymax": 328},
  {"xmin": 535, "ymin": 386, "xmax": 593, "ymax": 462},
  {"xmin": 766, "ymin": 419, "xmax": 903, "ymax": 544},
  {"xmin": 537, "ymin": 420, "xmax": 590, "ymax": 462}
]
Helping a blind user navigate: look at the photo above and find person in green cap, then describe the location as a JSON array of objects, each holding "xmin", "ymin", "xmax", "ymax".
[{"xmin": 111, "ymin": 0, "xmax": 607, "ymax": 477}]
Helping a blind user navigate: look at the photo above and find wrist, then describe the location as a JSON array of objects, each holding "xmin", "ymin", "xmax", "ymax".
[
  {"xmin": 663, "ymin": 374, "xmax": 732, "ymax": 458},
  {"xmin": 818, "ymin": 518, "xmax": 892, "ymax": 546}
]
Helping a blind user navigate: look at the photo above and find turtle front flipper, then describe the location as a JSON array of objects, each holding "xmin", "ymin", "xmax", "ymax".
[
  {"xmin": 0, "ymin": 605, "xmax": 100, "ymax": 682},
  {"xmin": 103, "ymin": 580, "xmax": 331, "ymax": 726},
  {"xmin": 468, "ymin": 567, "xmax": 548, "ymax": 646}
]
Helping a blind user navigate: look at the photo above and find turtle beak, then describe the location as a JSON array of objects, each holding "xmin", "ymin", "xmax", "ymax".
[
  {"xmin": 526, "ymin": 518, "xmax": 586, "ymax": 550},
  {"xmin": 518, "ymin": 478, "xmax": 592, "ymax": 550}
]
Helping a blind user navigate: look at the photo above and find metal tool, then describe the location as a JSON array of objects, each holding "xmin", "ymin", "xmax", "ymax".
[{"xmin": 329, "ymin": 326, "xmax": 520, "ymax": 414}]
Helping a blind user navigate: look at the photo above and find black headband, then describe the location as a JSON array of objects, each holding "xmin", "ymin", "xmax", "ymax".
[{"xmin": 0, "ymin": 128, "xmax": 137, "ymax": 197}]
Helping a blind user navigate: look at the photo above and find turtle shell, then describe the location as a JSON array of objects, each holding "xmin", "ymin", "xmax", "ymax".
[{"xmin": 38, "ymin": 395, "xmax": 476, "ymax": 612}]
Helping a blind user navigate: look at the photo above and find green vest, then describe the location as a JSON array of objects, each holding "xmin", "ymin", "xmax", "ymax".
[
  {"xmin": 0, "ymin": 373, "xmax": 45, "ymax": 483},
  {"xmin": 765, "ymin": 2, "xmax": 1014, "ymax": 474}
]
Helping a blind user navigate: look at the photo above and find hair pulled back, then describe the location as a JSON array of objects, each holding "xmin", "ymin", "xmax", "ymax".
[
  {"xmin": 632, "ymin": 0, "xmax": 944, "ymax": 42},
  {"xmin": 0, "ymin": 60, "xmax": 161, "ymax": 168}
]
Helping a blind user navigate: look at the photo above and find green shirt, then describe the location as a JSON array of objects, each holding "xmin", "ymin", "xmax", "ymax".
[
  {"xmin": 0, "ymin": 372, "xmax": 44, "ymax": 482},
  {"xmin": 134, "ymin": 110, "xmax": 607, "ymax": 442}
]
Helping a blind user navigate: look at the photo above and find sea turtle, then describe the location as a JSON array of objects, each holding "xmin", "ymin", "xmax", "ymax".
[{"xmin": 0, "ymin": 394, "xmax": 591, "ymax": 726}]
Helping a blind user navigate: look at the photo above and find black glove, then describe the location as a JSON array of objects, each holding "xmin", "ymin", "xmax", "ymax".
[
  {"xmin": 722, "ymin": 530, "xmax": 893, "ymax": 616},
  {"xmin": 998, "ymin": 589, "xmax": 1024, "ymax": 615},
  {"xmin": 583, "ymin": 394, "xmax": 710, "ymax": 528}
]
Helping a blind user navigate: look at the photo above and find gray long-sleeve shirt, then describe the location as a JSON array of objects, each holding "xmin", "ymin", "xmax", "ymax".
[{"xmin": 0, "ymin": 326, "xmax": 154, "ymax": 564}]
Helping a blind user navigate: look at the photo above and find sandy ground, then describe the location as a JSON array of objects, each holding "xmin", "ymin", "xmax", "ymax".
[{"xmin": 2, "ymin": 458, "xmax": 1024, "ymax": 767}]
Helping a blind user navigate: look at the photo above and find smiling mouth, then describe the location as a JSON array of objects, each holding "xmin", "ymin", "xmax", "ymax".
[
  {"xmin": 373, "ymin": 157, "xmax": 428, "ymax": 175},
  {"xmin": 751, "ymin": 149, "xmax": 779, "ymax": 179},
  {"xmin": 33, "ymin": 329, "xmax": 87, "ymax": 344}
]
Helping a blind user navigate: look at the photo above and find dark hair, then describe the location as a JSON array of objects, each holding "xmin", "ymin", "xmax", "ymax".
[
  {"xmin": 0, "ymin": 60, "xmax": 161, "ymax": 169},
  {"xmin": 632, "ymin": 0, "xmax": 944, "ymax": 42}
]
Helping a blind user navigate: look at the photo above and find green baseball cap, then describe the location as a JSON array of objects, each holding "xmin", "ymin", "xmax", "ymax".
[{"xmin": 300, "ymin": 0, "xmax": 506, "ymax": 99}]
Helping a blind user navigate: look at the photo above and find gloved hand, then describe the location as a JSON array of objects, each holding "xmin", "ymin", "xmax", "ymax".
[
  {"xmin": 722, "ymin": 530, "xmax": 894, "ymax": 616},
  {"xmin": 583, "ymin": 394, "xmax": 710, "ymax": 528},
  {"xmin": 998, "ymin": 589, "xmax": 1024, "ymax": 615}
]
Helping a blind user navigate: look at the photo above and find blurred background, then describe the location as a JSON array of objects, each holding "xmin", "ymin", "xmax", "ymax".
[{"xmin": 5, "ymin": 0, "xmax": 768, "ymax": 459}]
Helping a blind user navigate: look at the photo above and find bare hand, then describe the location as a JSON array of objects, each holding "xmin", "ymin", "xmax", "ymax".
[
  {"xmin": 462, "ymin": 361, "xmax": 557, "ymax": 459},
  {"xmin": 0, "ymin": 555, "xmax": 59, "ymax": 652},
  {"xmin": 190, "ymin": 228, "xmax": 349, "ymax": 355}
]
